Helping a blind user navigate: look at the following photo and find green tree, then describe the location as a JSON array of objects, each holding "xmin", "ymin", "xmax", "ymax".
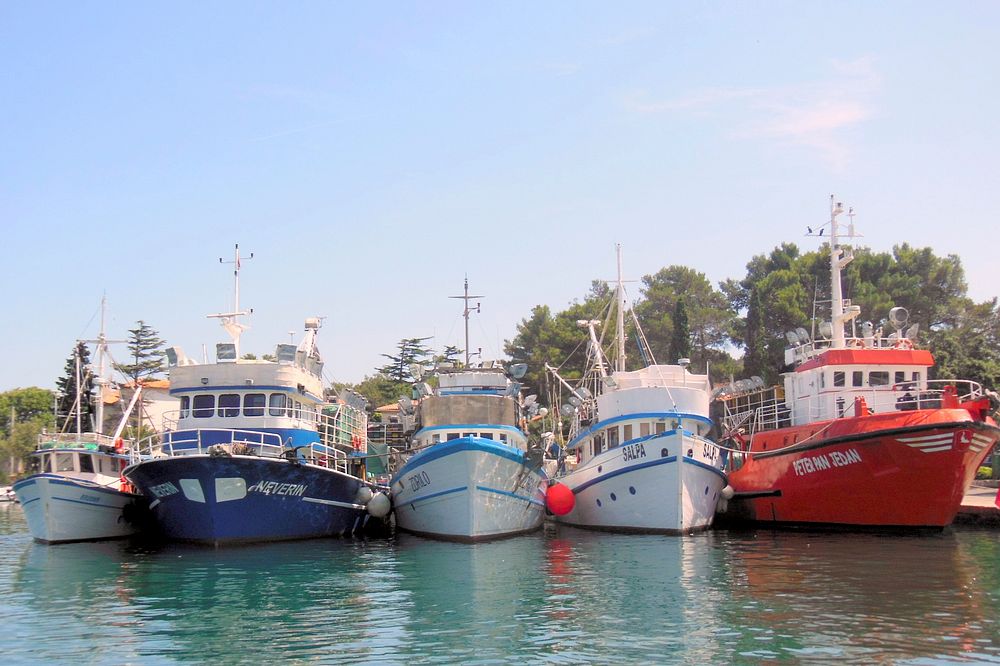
[
  {"xmin": 379, "ymin": 337, "xmax": 433, "ymax": 383},
  {"xmin": 636, "ymin": 266, "xmax": 736, "ymax": 374},
  {"xmin": 351, "ymin": 374, "xmax": 409, "ymax": 415},
  {"xmin": 116, "ymin": 320, "xmax": 166, "ymax": 385},
  {"xmin": 670, "ymin": 298, "xmax": 691, "ymax": 363},
  {"xmin": 54, "ymin": 341, "xmax": 95, "ymax": 433},
  {"xmin": 0, "ymin": 388, "xmax": 55, "ymax": 481},
  {"xmin": 436, "ymin": 345, "xmax": 464, "ymax": 365}
]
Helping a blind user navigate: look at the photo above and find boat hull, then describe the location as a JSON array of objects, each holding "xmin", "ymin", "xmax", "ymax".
[
  {"xmin": 555, "ymin": 431, "xmax": 726, "ymax": 533},
  {"xmin": 124, "ymin": 455, "xmax": 370, "ymax": 545},
  {"xmin": 390, "ymin": 437, "xmax": 547, "ymax": 542},
  {"xmin": 725, "ymin": 409, "xmax": 999, "ymax": 528},
  {"xmin": 12, "ymin": 474, "xmax": 143, "ymax": 543}
]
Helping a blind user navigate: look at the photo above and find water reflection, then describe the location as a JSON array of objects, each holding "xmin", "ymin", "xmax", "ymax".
[{"xmin": 1, "ymin": 500, "xmax": 998, "ymax": 665}]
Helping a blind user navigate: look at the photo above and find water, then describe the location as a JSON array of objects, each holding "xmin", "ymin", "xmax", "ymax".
[{"xmin": 2, "ymin": 503, "xmax": 999, "ymax": 665}]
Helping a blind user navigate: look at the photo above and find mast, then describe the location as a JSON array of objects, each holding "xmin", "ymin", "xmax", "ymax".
[
  {"xmin": 827, "ymin": 196, "xmax": 860, "ymax": 349},
  {"xmin": 615, "ymin": 244, "xmax": 626, "ymax": 372},
  {"xmin": 449, "ymin": 277, "xmax": 482, "ymax": 366},
  {"xmin": 208, "ymin": 244, "xmax": 253, "ymax": 357}
]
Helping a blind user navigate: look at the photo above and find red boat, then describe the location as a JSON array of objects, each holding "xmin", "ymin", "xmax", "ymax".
[{"xmin": 718, "ymin": 197, "xmax": 999, "ymax": 529}]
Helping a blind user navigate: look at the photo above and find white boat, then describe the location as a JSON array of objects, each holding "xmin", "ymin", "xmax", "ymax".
[
  {"xmin": 549, "ymin": 246, "xmax": 727, "ymax": 533},
  {"xmin": 13, "ymin": 298, "xmax": 148, "ymax": 543},
  {"xmin": 389, "ymin": 281, "xmax": 548, "ymax": 541},
  {"xmin": 1, "ymin": 486, "xmax": 15, "ymax": 502},
  {"xmin": 13, "ymin": 433, "xmax": 144, "ymax": 542}
]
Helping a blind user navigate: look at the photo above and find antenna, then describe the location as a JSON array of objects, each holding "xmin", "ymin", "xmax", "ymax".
[
  {"xmin": 208, "ymin": 244, "xmax": 254, "ymax": 357},
  {"xmin": 449, "ymin": 276, "xmax": 483, "ymax": 367}
]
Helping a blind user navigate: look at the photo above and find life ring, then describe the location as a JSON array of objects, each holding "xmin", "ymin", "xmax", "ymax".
[
  {"xmin": 894, "ymin": 339, "xmax": 913, "ymax": 350},
  {"xmin": 114, "ymin": 437, "xmax": 125, "ymax": 452},
  {"xmin": 351, "ymin": 435, "xmax": 362, "ymax": 451}
]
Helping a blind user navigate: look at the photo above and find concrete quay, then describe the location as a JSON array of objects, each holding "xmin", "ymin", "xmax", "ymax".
[{"xmin": 955, "ymin": 482, "xmax": 1000, "ymax": 526}]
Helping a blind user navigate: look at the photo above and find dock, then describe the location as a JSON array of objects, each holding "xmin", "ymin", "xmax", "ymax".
[{"xmin": 955, "ymin": 482, "xmax": 1000, "ymax": 526}]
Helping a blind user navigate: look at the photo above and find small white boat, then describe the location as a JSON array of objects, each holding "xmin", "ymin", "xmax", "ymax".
[
  {"xmin": 14, "ymin": 434, "xmax": 144, "ymax": 542},
  {"xmin": 549, "ymin": 246, "xmax": 727, "ymax": 533},
  {"xmin": 390, "ymin": 280, "xmax": 548, "ymax": 541},
  {"xmin": 13, "ymin": 299, "xmax": 148, "ymax": 543},
  {"xmin": 1, "ymin": 485, "xmax": 16, "ymax": 502}
]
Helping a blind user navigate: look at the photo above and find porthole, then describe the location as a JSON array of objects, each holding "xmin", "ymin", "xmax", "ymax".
[
  {"xmin": 629, "ymin": 486, "xmax": 636, "ymax": 495},
  {"xmin": 610, "ymin": 493, "xmax": 617, "ymax": 501}
]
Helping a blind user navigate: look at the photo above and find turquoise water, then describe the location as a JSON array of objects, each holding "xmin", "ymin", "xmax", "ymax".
[{"xmin": 2, "ymin": 503, "xmax": 999, "ymax": 664}]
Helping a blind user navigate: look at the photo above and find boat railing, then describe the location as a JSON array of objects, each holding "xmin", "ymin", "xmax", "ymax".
[
  {"xmin": 36, "ymin": 431, "xmax": 119, "ymax": 450},
  {"xmin": 131, "ymin": 427, "xmax": 354, "ymax": 473},
  {"xmin": 723, "ymin": 380, "xmax": 990, "ymax": 437}
]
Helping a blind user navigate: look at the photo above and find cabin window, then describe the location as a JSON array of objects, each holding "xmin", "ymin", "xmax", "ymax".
[
  {"xmin": 244, "ymin": 393, "xmax": 266, "ymax": 417},
  {"xmin": 912, "ymin": 371, "xmax": 921, "ymax": 382},
  {"xmin": 499, "ymin": 434, "xmax": 508, "ymax": 443},
  {"xmin": 99, "ymin": 456, "xmax": 116, "ymax": 475},
  {"xmin": 446, "ymin": 433, "xmax": 460, "ymax": 441},
  {"xmin": 894, "ymin": 371, "xmax": 906, "ymax": 385},
  {"xmin": 480, "ymin": 432, "xmax": 494, "ymax": 440},
  {"xmin": 640, "ymin": 422, "xmax": 650, "ymax": 437},
  {"xmin": 79, "ymin": 454, "xmax": 94, "ymax": 474},
  {"xmin": 869, "ymin": 371, "xmax": 889, "ymax": 387},
  {"xmin": 607, "ymin": 427, "xmax": 620, "ymax": 449},
  {"xmin": 623, "ymin": 424, "xmax": 633, "ymax": 443},
  {"xmin": 56, "ymin": 452, "xmax": 75, "ymax": 473},
  {"xmin": 819, "ymin": 373, "xmax": 826, "ymax": 389},
  {"xmin": 269, "ymin": 394, "xmax": 286, "ymax": 416},
  {"xmin": 218, "ymin": 394, "xmax": 241, "ymax": 417},
  {"xmin": 432, "ymin": 434, "xmax": 441, "ymax": 444},
  {"xmin": 193, "ymin": 395, "xmax": 215, "ymax": 418},
  {"xmin": 180, "ymin": 395, "xmax": 191, "ymax": 418},
  {"xmin": 593, "ymin": 432, "xmax": 604, "ymax": 456},
  {"xmin": 852, "ymin": 371, "xmax": 863, "ymax": 387},
  {"xmin": 655, "ymin": 421, "xmax": 666, "ymax": 434},
  {"xmin": 43, "ymin": 454, "xmax": 53, "ymax": 473},
  {"xmin": 833, "ymin": 371, "xmax": 845, "ymax": 387}
]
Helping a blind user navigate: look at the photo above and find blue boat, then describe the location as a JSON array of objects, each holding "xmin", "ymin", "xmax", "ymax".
[{"xmin": 124, "ymin": 246, "xmax": 387, "ymax": 545}]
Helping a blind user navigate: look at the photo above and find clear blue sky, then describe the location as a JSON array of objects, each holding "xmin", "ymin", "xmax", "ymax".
[{"xmin": 2, "ymin": 2, "xmax": 998, "ymax": 392}]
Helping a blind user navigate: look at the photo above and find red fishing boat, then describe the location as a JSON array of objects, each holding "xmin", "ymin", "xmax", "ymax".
[{"xmin": 717, "ymin": 197, "xmax": 999, "ymax": 528}]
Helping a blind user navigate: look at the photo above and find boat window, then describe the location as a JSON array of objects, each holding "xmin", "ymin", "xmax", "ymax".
[
  {"xmin": 98, "ymin": 456, "xmax": 114, "ymax": 475},
  {"xmin": 244, "ymin": 393, "xmax": 266, "ymax": 417},
  {"xmin": 269, "ymin": 393, "xmax": 286, "ymax": 416},
  {"xmin": 819, "ymin": 373, "xmax": 826, "ymax": 389},
  {"xmin": 43, "ymin": 453, "xmax": 53, "ymax": 473},
  {"xmin": 432, "ymin": 434, "xmax": 441, "ymax": 444},
  {"xmin": 912, "ymin": 371, "xmax": 921, "ymax": 382},
  {"xmin": 446, "ymin": 433, "xmax": 460, "ymax": 441},
  {"xmin": 79, "ymin": 454, "xmax": 94, "ymax": 474},
  {"xmin": 499, "ymin": 434, "xmax": 507, "ymax": 443},
  {"xmin": 218, "ymin": 393, "xmax": 241, "ymax": 417},
  {"xmin": 607, "ymin": 427, "xmax": 619, "ymax": 449},
  {"xmin": 622, "ymin": 424, "xmax": 633, "ymax": 443},
  {"xmin": 180, "ymin": 395, "xmax": 190, "ymax": 418},
  {"xmin": 833, "ymin": 371, "xmax": 845, "ymax": 387},
  {"xmin": 593, "ymin": 432, "xmax": 604, "ymax": 456},
  {"xmin": 56, "ymin": 452, "xmax": 75, "ymax": 473},
  {"xmin": 480, "ymin": 432, "xmax": 494, "ymax": 440},
  {"xmin": 655, "ymin": 421, "xmax": 666, "ymax": 434},
  {"xmin": 193, "ymin": 394, "xmax": 215, "ymax": 418},
  {"xmin": 640, "ymin": 422, "xmax": 650, "ymax": 437},
  {"xmin": 894, "ymin": 371, "xmax": 906, "ymax": 384},
  {"xmin": 852, "ymin": 371, "xmax": 863, "ymax": 387},
  {"xmin": 869, "ymin": 371, "xmax": 890, "ymax": 387}
]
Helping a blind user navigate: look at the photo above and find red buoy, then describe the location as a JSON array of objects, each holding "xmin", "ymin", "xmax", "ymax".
[{"xmin": 546, "ymin": 482, "xmax": 575, "ymax": 516}]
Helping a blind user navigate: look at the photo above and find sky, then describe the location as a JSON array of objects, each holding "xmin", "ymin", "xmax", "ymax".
[{"xmin": 2, "ymin": 2, "xmax": 998, "ymax": 392}]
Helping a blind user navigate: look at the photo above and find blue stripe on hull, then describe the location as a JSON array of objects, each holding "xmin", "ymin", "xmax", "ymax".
[
  {"xmin": 392, "ymin": 437, "xmax": 546, "ymax": 482},
  {"xmin": 125, "ymin": 456, "xmax": 367, "ymax": 545}
]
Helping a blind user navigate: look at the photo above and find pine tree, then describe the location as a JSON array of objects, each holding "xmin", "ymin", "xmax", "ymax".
[
  {"xmin": 55, "ymin": 341, "xmax": 95, "ymax": 432},
  {"xmin": 744, "ymin": 288, "xmax": 769, "ymax": 382},
  {"xmin": 116, "ymin": 320, "xmax": 166, "ymax": 385},
  {"xmin": 670, "ymin": 298, "xmax": 692, "ymax": 363},
  {"xmin": 379, "ymin": 337, "xmax": 433, "ymax": 383}
]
